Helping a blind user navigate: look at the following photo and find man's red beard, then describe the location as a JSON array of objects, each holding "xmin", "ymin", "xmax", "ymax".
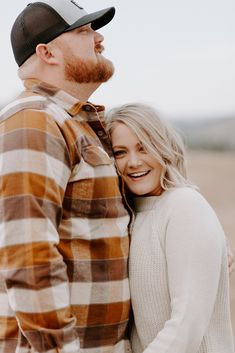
[{"xmin": 63, "ymin": 53, "xmax": 114, "ymax": 84}]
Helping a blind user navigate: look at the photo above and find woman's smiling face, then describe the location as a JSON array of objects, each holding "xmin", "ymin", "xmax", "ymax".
[{"xmin": 111, "ymin": 122, "xmax": 163, "ymax": 196}]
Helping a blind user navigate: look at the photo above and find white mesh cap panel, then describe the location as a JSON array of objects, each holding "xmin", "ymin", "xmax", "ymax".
[{"xmin": 39, "ymin": 0, "xmax": 88, "ymax": 25}]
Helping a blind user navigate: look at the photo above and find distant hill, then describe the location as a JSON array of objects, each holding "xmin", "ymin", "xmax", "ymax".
[
  {"xmin": 1, "ymin": 101, "xmax": 234, "ymax": 151},
  {"xmin": 173, "ymin": 116, "xmax": 235, "ymax": 151}
]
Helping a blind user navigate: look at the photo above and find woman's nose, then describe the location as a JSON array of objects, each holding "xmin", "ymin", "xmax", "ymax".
[{"xmin": 127, "ymin": 153, "xmax": 142, "ymax": 168}]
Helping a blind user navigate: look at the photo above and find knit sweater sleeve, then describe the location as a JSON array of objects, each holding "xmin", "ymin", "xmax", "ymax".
[{"xmin": 143, "ymin": 188, "xmax": 225, "ymax": 353}]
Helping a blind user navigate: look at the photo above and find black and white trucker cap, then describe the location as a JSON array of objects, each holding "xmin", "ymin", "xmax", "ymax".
[{"xmin": 11, "ymin": 0, "xmax": 115, "ymax": 66}]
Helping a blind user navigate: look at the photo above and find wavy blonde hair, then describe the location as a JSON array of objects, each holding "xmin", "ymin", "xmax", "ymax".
[{"xmin": 106, "ymin": 103, "xmax": 195, "ymax": 191}]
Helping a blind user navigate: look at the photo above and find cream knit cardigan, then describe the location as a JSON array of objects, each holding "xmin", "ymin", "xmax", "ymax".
[{"xmin": 129, "ymin": 187, "xmax": 234, "ymax": 353}]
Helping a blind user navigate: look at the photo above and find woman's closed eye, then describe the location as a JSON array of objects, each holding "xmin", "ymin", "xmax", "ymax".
[
  {"xmin": 113, "ymin": 149, "xmax": 126, "ymax": 158},
  {"xmin": 138, "ymin": 144, "xmax": 147, "ymax": 154}
]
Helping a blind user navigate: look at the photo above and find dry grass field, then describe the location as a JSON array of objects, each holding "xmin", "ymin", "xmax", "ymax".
[{"xmin": 187, "ymin": 150, "xmax": 235, "ymax": 339}]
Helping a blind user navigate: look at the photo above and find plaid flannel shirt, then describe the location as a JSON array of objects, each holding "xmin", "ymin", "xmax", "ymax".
[{"xmin": 0, "ymin": 80, "xmax": 131, "ymax": 353}]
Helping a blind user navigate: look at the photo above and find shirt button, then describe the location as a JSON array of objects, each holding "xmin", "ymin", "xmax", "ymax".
[{"xmin": 97, "ymin": 130, "xmax": 104, "ymax": 137}]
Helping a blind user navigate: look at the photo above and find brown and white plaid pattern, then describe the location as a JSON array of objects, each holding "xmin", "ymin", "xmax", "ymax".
[{"xmin": 0, "ymin": 80, "xmax": 131, "ymax": 353}]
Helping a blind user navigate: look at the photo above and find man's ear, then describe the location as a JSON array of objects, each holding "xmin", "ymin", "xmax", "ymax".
[{"xmin": 35, "ymin": 43, "xmax": 59, "ymax": 65}]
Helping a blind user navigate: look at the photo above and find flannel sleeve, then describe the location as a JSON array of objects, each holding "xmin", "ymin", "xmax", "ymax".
[{"xmin": 0, "ymin": 110, "xmax": 80, "ymax": 353}]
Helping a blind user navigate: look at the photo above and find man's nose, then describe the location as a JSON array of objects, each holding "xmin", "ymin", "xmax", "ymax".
[{"xmin": 94, "ymin": 30, "xmax": 104, "ymax": 43}]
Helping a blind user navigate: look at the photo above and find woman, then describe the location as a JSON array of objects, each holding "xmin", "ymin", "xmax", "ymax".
[{"xmin": 106, "ymin": 103, "xmax": 234, "ymax": 353}]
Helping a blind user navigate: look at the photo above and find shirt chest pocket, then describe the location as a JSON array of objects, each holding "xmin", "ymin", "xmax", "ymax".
[
  {"xmin": 70, "ymin": 145, "xmax": 116, "ymax": 182},
  {"xmin": 82, "ymin": 145, "xmax": 111, "ymax": 166}
]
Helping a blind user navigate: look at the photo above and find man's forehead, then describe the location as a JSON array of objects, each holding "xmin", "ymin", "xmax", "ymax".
[{"xmin": 73, "ymin": 23, "xmax": 92, "ymax": 32}]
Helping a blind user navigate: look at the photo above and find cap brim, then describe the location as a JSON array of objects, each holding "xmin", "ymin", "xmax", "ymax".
[{"xmin": 65, "ymin": 7, "xmax": 115, "ymax": 32}]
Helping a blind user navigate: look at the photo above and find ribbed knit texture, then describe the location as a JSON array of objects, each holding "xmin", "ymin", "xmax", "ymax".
[{"xmin": 129, "ymin": 187, "xmax": 234, "ymax": 353}]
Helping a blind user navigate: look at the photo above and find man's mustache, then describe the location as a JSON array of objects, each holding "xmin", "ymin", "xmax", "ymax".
[{"xmin": 95, "ymin": 44, "xmax": 104, "ymax": 54}]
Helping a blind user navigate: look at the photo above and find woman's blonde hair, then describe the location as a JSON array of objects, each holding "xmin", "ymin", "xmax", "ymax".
[{"xmin": 106, "ymin": 103, "xmax": 195, "ymax": 191}]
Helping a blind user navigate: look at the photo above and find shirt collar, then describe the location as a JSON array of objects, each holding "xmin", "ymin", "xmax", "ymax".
[{"xmin": 23, "ymin": 79, "xmax": 105, "ymax": 119}]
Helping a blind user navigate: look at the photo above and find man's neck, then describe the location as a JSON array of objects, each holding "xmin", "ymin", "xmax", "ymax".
[
  {"xmin": 27, "ymin": 72, "xmax": 102, "ymax": 102},
  {"xmin": 60, "ymin": 80, "xmax": 101, "ymax": 102}
]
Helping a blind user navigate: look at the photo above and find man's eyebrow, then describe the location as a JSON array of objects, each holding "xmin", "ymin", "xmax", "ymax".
[{"xmin": 75, "ymin": 24, "xmax": 91, "ymax": 32}]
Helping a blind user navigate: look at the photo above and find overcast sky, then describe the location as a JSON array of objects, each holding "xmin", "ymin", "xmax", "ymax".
[{"xmin": 1, "ymin": 0, "xmax": 235, "ymax": 120}]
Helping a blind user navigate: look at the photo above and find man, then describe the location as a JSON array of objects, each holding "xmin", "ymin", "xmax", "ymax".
[{"xmin": 0, "ymin": 1, "xmax": 131, "ymax": 352}]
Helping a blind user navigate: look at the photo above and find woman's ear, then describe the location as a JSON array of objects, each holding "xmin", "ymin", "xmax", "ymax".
[{"xmin": 35, "ymin": 43, "xmax": 59, "ymax": 65}]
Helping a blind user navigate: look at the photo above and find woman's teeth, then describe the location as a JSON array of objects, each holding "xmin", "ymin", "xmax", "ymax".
[{"xmin": 129, "ymin": 171, "xmax": 150, "ymax": 178}]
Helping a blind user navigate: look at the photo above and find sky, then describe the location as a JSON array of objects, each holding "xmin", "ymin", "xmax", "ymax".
[{"xmin": 1, "ymin": 0, "xmax": 235, "ymax": 120}]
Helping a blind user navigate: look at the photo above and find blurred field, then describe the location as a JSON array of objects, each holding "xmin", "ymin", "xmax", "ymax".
[{"xmin": 187, "ymin": 150, "xmax": 235, "ymax": 339}]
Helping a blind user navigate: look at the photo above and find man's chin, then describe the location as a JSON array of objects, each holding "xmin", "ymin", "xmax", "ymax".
[
  {"xmin": 64, "ymin": 55, "xmax": 115, "ymax": 84},
  {"xmin": 98, "ymin": 56, "xmax": 115, "ymax": 78},
  {"xmin": 94, "ymin": 57, "xmax": 115, "ymax": 83}
]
